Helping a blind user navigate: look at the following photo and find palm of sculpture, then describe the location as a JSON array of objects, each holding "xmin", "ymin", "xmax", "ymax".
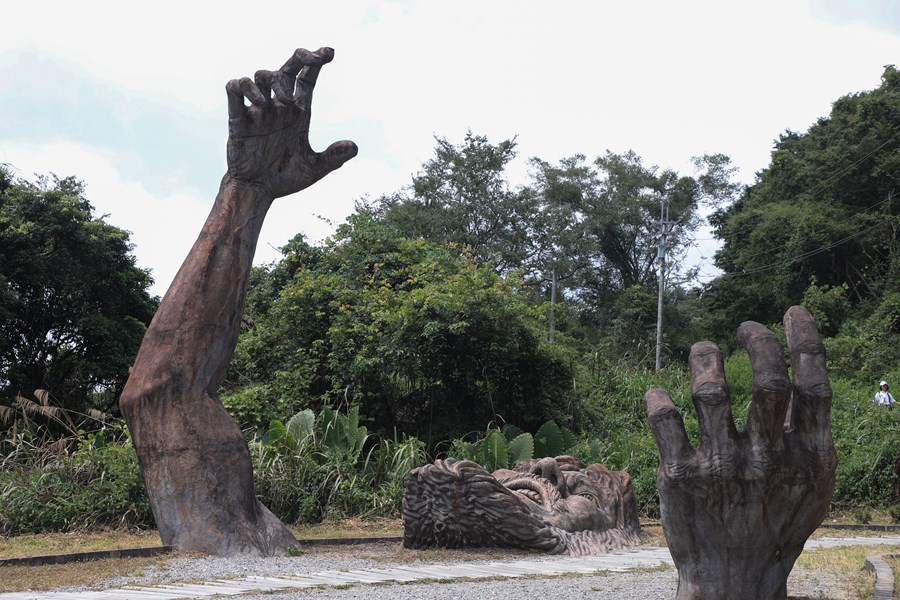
[
  {"xmin": 120, "ymin": 48, "xmax": 356, "ymax": 556},
  {"xmin": 644, "ymin": 306, "xmax": 836, "ymax": 600}
]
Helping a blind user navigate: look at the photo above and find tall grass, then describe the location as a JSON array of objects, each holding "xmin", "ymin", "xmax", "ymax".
[
  {"xmin": 0, "ymin": 425, "xmax": 152, "ymax": 534},
  {"xmin": 1, "ymin": 356, "xmax": 897, "ymax": 537}
]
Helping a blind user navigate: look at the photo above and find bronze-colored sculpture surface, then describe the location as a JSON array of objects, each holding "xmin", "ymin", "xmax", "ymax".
[
  {"xmin": 119, "ymin": 48, "xmax": 357, "ymax": 556},
  {"xmin": 402, "ymin": 456, "xmax": 641, "ymax": 556},
  {"xmin": 644, "ymin": 306, "xmax": 836, "ymax": 600}
]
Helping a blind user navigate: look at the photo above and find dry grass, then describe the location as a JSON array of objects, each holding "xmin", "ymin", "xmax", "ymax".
[
  {"xmin": 795, "ymin": 543, "xmax": 900, "ymax": 600},
  {"xmin": 638, "ymin": 524, "xmax": 665, "ymax": 546},
  {"xmin": 824, "ymin": 507, "xmax": 898, "ymax": 526},
  {"xmin": 0, "ymin": 555, "xmax": 167, "ymax": 593},
  {"xmin": 290, "ymin": 517, "xmax": 403, "ymax": 539},
  {"xmin": 0, "ymin": 521, "xmax": 895, "ymax": 596},
  {"xmin": 0, "ymin": 530, "xmax": 163, "ymax": 559}
]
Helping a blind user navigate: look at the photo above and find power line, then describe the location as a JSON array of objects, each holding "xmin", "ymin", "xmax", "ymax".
[
  {"xmin": 711, "ymin": 197, "xmax": 889, "ymax": 265},
  {"xmin": 705, "ymin": 132, "xmax": 898, "ymax": 240},
  {"xmin": 720, "ymin": 220, "xmax": 887, "ymax": 277},
  {"xmin": 685, "ymin": 193, "xmax": 894, "ymax": 281}
]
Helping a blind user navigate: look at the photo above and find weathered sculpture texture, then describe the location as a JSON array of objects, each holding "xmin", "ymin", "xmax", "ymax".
[
  {"xmin": 119, "ymin": 48, "xmax": 357, "ymax": 556},
  {"xmin": 402, "ymin": 456, "xmax": 641, "ymax": 556},
  {"xmin": 644, "ymin": 306, "xmax": 836, "ymax": 600}
]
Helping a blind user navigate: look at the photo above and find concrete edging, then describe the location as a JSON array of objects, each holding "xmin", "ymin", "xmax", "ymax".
[
  {"xmin": 0, "ymin": 537, "xmax": 403, "ymax": 568},
  {"xmin": 820, "ymin": 523, "xmax": 900, "ymax": 532},
  {"xmin": 297, "ymin": 535, "xmax": 401, "ymax": 546},
  {"xmin": 0, "ymin": 545, "xmax": 173, "ymax": 568},
  {"xmin": 865, "ymin": 553, "xmax": 896, "ymax": 600}
]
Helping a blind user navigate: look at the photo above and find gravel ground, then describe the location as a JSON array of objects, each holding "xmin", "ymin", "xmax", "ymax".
[{"xmin": 82, "ymin": 542, "xmax": 859, "ymax": 600}]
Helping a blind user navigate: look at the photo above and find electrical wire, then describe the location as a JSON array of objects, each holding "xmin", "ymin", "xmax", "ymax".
[
  {"xmin": 702, "ymin": 132, "xmax": 898, "ymax": 240},
  {"xmin": 719, "ymin": 220, "xmax": 887, "ymax": 277}
]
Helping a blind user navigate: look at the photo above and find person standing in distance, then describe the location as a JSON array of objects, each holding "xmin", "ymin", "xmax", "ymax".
[{"xmin": 875, "ymin": 381, "xmax": 895, "ymax": 410}]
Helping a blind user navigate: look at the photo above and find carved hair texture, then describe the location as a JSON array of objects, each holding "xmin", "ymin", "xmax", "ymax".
[{"xmin": 402, "ymin": 457, "xmax": 640, "ymax": 556}]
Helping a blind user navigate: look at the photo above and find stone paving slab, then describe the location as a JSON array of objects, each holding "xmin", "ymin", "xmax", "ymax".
[
  {"xmin": 3, "ymin": 535, "xmax": 899, "ymax": 600},
  {"xmin": 865, "ymin": 553, "xmax": 896, "ymax": 600}
]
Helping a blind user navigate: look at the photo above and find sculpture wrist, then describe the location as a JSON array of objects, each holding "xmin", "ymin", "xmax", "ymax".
[{"xmin": 220, "ymin": 173, "xmax": 275, "ymax": 208}]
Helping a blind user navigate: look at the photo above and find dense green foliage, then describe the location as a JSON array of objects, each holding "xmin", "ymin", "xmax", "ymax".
[
  {"xmin": 0, "ymin": 408, "xmax": 429, "ymax": 534},
  {"xmin": 2, "ymin": 357, "xmax": 896, "ymax": 536},
  {"xmin": 0, "ymin": 167, "xmax": 157, "ymax": 426},
  {"xmin": 704, "ymin": 65, "xmax": 900, "ymax": 354},
  {"xmin": 362, "ymin": 133, "xmax": 738, "ymax": 363},
  {"xmin": 2, "ymin": 68, "xmax": 899, "ymax": 536},
  {"xmin": 222, "ymin": 214, "xmax": 577, "ymax": 444},
  {"xmin": 250, "ymin": 405, "xmax": 429, "ymax": 524}
]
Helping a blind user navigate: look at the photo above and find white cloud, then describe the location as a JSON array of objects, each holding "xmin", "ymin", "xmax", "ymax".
[
  {"xmin": 1, "ymin": 141, "xmax": 210, "ymax": 296},
  {"xmin": 0, "ymin": 139, "xmax": 409, "ymax": 298},
  {"xmin": 3, "ymin": 0, "xmax": 900, "ymax": 292}
]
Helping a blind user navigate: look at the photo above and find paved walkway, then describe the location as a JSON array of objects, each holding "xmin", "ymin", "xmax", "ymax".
[{"xmin": 3, "ymin": 535, "xmax": 899, "ymax": 600}]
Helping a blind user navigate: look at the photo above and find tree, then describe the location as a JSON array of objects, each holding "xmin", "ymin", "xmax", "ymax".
[
  {"xmin": 572, "ymin": 151, "xmax": 738, "ymax": 363},
  {"xmin": 0, "ymin": 167, "xmax": 156, "ymax": 421},
  {"xmin": 588, "ymin": 151, "xmax": 737, "ymax": 291},
  {"xmin": 706, "ymin": 65, "xmax": 900, "ymax": 335},
  {"xmin": 119, "ymin": 48, "xmax": 357, "ymax": 556},
  {"xmin": 525, "ymin": 154, "xmax": 597, "ymax": 340},
  {"xmin": 365, "ymin": 131, "xmax": 536, "ymax": 274},
  {"xmin": 222, "ymin": 214, "xmax": 577, "ymax": 445}
]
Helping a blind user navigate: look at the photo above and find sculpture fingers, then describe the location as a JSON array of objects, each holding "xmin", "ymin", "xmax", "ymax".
[
  {"xmin": 270, "ymin": 71, "xmax": 295, "ymax": 105},
  {"xmin": 225, "ymin": 77, "xmax": 267, "ymax": 119},
  {"xmin": 783, "ymin": 306, "xmax": 834, "ymax": 453},
  {"xmin": 254, "ymin": 70, "xmax": 276, "ymax": 102},
  {"xmin": 285, "ymin": 140, "xmax": 358, "ymax": 195},
  {"xmin": 282, "ymin": 47, "xmax": 333, "ymax": 110},
  {"xmin": 280, "ymin": 47, "xmax": 333, "ymax": 76},
  {"xmin": 737, "ymin": 321, "xmax": 791, "ymax": 449},
  {"xmin": 689, "ymin": 341, "xmax": 739, "ymax": 475},
  {"xmin": 644, "ymin": 388, "xmax": 694, "ymax": 479},
  {"xmin": 294, "ymin": 63, "xmax": 324, "ymax": 112}
]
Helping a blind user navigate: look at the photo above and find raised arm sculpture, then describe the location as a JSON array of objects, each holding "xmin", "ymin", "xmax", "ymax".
[
  {"xmin": 119, "ymin": 48, "xmax": 357, "ymax": 556},
  {"xmin": 644, "ymin": 306, "xmax": 836, "ymax": 600}
]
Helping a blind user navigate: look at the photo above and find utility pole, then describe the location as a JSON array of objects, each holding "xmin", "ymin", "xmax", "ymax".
[{"xmin": 655, "ymin": 197, "xmax": 671, "ymax": 371}]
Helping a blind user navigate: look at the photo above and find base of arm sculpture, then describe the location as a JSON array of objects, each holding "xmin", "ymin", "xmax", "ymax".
[
  {"xmin": 120, "ymin": 48, "xmax": 357, "ymax": 556},
  {"xmin": 644, "ymin": 306, "xmax": 836, "ymax": 600}
]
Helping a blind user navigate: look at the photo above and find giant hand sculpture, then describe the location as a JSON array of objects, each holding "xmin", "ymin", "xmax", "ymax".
[
  {"xmin": 120, "ymin": 48, "xmax": 356, "ymax": 556},
  {"xmin": 644, "ymin": 306, "xmax": 836, "ymax": 600}
]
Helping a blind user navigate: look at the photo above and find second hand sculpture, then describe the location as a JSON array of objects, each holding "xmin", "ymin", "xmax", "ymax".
[
  {"xmin": 645, "ymin": 305, "xmax": 837, "ymax": 600},
  {"xmin": 120, "ymin": 48, "xmax": 357, "ymax": 556}
]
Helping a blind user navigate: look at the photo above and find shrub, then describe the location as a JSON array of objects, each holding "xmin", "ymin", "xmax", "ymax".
[
  {"xmin": 251, "ymin": 406, "xmax": 430, "ymax": 525},
  {"xmin": 0, "ymin": 425, "xmax": 152, "ymax": 535}
]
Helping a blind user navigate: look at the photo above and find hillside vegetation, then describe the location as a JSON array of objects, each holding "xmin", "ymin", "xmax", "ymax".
[{"xmin": 1, "ymin": 67, "xmax": 898, "ymax": 534}]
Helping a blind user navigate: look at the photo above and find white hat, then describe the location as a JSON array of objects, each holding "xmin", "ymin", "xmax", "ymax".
[{"xmin": 881, "ymin": 381, "xmax": 888, "ymax": 386}]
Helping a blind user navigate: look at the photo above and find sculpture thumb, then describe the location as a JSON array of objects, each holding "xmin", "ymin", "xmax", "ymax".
[{"xmin": 321, "ymin": 140, "xmax": 359, "ymax": 172}]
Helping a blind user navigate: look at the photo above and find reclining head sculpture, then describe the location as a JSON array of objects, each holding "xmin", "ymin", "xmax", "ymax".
[
  {"xmin": 403, "ymin": 455, "xmax": 641, "ymax": 556},
  {"xmin": 644, "ymin": 306, "xmax": 837, "ymax": 600}
]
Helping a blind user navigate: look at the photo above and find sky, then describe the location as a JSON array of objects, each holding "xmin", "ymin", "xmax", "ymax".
[{"xmin": 2, "ymin": 0, "xmax": 899, "ymax": 297}]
